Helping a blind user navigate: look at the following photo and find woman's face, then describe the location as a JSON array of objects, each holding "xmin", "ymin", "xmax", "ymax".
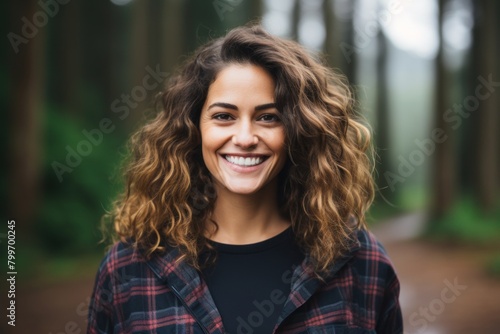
[{"xmin": 199, "ymin": 63, "xmax": 286, "ymax": 196}]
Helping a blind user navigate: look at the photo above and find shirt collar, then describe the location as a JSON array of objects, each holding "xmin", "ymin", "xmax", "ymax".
[
  {"xmin": 274, "ymin": 230, "xmax": 361, "ymax": 329},
  {"xmin": 146, "ymin": 246, "xmax": 225, "ymax": 334}
]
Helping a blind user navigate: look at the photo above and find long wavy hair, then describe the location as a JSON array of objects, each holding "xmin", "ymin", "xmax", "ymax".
[{"xmin": 106, "ymin": 25, "xmax": 374, "ymax": 274}]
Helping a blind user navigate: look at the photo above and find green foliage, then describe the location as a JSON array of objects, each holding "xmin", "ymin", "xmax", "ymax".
[
  {"xmin": 367, "ymin": 200, "xmax": 405, "ymax": 225},
  {"xmin": 486, "ymin": 253, "xmax": 500, "ymax": 279},
  {"xmin": 39, "ymin": 106, "xmax": 126, "ymax": 255},
  {"xmin": 426, "ymin": 196, "xmax": 500, "ymax": 244}
]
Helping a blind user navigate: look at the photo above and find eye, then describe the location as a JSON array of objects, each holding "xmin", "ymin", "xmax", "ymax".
[
  {"xmin": 213, "ymin": 113, "xmax": 234, "ymax": 121},
  {"xmin": 259, "ymin": 114, "xmax": 280, "ymax": 122}
]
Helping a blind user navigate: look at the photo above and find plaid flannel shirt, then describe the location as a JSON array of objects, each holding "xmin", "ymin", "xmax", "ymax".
[{"xmin": 87, "ymin": 229, "xmax": 402, "ymax": 333}]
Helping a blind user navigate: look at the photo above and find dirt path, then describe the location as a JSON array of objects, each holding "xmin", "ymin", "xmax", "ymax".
[
  {"xmin": 373, "ymin": 213, "xmax": 500, "ymax": 334},
  {"xmin": 8, "ymin": 274, "xmax": 95, "ymax": 334},
  {"xmin": 6, "ymin": 213, "xmax": 500, "ymax": 334}
]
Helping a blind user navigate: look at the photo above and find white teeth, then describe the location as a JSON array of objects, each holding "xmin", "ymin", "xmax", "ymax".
[{"xmin": 225, "ymin": 155, "xmax": 264, "ymax": 166}]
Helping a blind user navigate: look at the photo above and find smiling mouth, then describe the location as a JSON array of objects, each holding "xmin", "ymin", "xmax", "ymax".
[{"xmin": 223, "ymin": 155, "xmax": 269, "ymax": 167}]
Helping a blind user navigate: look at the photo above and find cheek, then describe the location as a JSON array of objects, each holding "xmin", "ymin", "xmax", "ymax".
[
  {"xmin": 268, "ymin": 129, "xmax": 286, "ymax": 154},
  {"xmin": 201, "ymin": 127, "xmax": 225, "ymax": 158},
  {"xmin": 200, "ymin": 130, "xmax": 227, "ymax": 181},
  {"xmin": 200, "ymin": 142, "xmax": 219, "ymax": 177}
]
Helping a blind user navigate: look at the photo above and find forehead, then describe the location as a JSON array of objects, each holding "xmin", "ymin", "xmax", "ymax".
[{"xmin": 205, "ymin": 64, "xmax": 276, "ymax": 101}]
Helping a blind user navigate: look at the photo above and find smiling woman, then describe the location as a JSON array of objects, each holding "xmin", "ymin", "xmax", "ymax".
[{"xmin": 87, "ymin": 25, "xmax": 403, "ymax": 333}]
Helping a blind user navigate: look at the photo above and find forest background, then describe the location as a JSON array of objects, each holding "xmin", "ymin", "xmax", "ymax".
[{"xmin": 2, "ymin": 0, "xmax": 500, "ymax": 333}]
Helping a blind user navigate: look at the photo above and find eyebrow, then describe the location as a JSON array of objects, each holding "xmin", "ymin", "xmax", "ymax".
[{"xmin": 207, "ymin": 102, "xmax": 277, "ymax": 111}]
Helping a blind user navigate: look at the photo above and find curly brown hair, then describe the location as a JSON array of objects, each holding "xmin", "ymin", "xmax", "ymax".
[{"xmin": 106, "ymin": 25, "xmax": 374, "ymax": 274}]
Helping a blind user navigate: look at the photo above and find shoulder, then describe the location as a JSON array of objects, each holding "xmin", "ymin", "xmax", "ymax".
[
  {"xmin": 352, "ymin": 228, "xmax": 395, "ymax": 268},
  {"xmin": 99, "ymin": 240, "xmax": 141, "ymax": 267},
  {"xmin": 351, "ymin": 229, "xmax": 403, "ymax": 331},
  {"xmin": 95, "ymin": 241, "xmax": 148, "ymax": 283},
  {"xmin": 341, "ymin": 229, "xmax": 402, "ymax": 329},
  {"xmin": 323, "ymin": 228, "xmax": 399, "ymax": 287},
  {"xmin": 341, "ymin": 228, "xmax": 400, "ymax": 289}
]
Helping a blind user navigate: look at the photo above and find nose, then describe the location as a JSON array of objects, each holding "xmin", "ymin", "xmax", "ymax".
[{"xmin": 232, "ymin": 119, "xmax": 258, "ymax": 148}]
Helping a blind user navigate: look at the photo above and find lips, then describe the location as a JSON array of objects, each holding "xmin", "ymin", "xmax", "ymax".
[{"xmin": 223, "ymin": 154, "xmax": 269, "ymax": 167}]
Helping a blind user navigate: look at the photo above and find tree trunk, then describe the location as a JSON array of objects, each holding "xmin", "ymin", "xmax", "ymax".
[
  {"xmin": 375, "ymin": 21, "xmax": 391, "ymax": 201},
  {"xmin": 8, "ymin": 0, "xmax": 46, "ymax": 236},
  {"xmin": 342, "ymin": 0, "xmax": 357, "ymax": 85},
  {"xmin": 432, "ymin": 0, "xmax": 455, "ymax": 218},
  {"xmin": 54, "ymin": 0, "xmax": 82, "ymax": 115},
  {"xmin": 249, "ymin": 0, "xmax": 263, "ymax": 22},
  {"xmin": 475, "ymin": 0, "xmax": 498, "ymax": 211},
  {"xmin": 159, "ymin": 0, "xmax": 185, "ymax": 76},
  {"xmin": 291, "ymin": 0, "xmax": 301, "ymax": 41},
  {"xmin": 496, "ymin": 1, "xmax": 500, "ymax": 195},
  {"xmin": 322, "ymin": 0, "xmax": 337, "ymax": 69},
  {"xmin": 123, "ymin": 0, "xmax": 150, "ymax": 125}
]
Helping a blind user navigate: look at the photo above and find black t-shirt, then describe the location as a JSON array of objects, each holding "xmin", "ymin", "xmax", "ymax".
[{"xmin": 201, "ymin": 227, "xmax": 304, "ymax": 334}]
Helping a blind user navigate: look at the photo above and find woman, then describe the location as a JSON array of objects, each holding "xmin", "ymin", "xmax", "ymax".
[{"xmin": 88, "ymin": 25, "xmax": 402, "ymax": 334}]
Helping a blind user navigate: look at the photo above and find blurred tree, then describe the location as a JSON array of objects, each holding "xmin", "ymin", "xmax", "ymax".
[
  {"xmin": 184, "ymin": 0, "xmax": 225, "ymax": 53},
  {"xmin": 106, "ymin": 1, "xmax": 127, "ymax": 106},
  {"xmin": 497, "ymin": 1, "xmax": 500, "ymax": 195},
  {"xmin": 125, "ymin": 0, "xmax": 150, "ymax": 126},
  {"xmin": 7, "ymin": 0, "xmax": 46, "ymax": 236},
  {"xmin": 80, "ymin": 1, "xmax": 107, "ymax": 115},
  {"xmin": 51, "ymin": 0, "xmax": 82, "ymax": 116},
  {"xmin": 291, "ymin": 0, "xmax": 301, "ymax": 41},
  {"xmin": 222, "ymin": 0, "xmax": 262, "ymax": 28},
  {"xmin": 249, "ymin": 0, "xmax": 263, "ymax": 23},
  {"xmin": 323, "ymin": 0, "xmax": 357, "ymax": 83},
  {"xmin": 459, "ymin": 0, "xmax": 499, "ymax": 213},
  {"xmin": 125, "ymin": 0, "xmax": 186, "ymax": 125},
  {"xmin": 432, "ymin": 0, "xmax": 455, "ymax": 218},
  {"xmin": 184, "ymin": 0, "xmax": 262, "ymax": 53},
  {"xmin": 374, "ymin": 8, "xmax": 391, "ymax": 202},
  {"xmin": 130, "ymin": 0, "xmax": 149, "ymax": 85},
  {"xmin": 475, "ymin": 0, "xmax": 499, "ymax": 212},
  {"xmin": 458, "ymin": 0, "xmax": 479, "ymax": 202},
  {"xmin": 322, "ymin": 0, "xmax": 339, "ymax": 69},
  {"xmin": 342, "ymin": 0, "xmax": 357, "ymax": 86},
  {"xmin": 159, "ymin": 0, "xmax": 186, "ymax": 75}
]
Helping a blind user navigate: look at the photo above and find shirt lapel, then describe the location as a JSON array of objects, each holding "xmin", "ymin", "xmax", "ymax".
[
  {"xmin": 146, "ymin": 247, "xmax": 225, "ymax": 334},
  {"xmin": 274, "ymin": 233, "xmax": 361, "ymax": 331}
]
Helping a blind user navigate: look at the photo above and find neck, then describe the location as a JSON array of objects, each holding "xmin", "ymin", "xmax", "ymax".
[{"xmin": 206, "ymin": 180, "xmax": 290, "ymax": 244}]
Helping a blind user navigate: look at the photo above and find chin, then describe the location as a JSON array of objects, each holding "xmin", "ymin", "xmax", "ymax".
[
  {"xmin": 224, "ymin": 181, "xmax": 264, "ymax": 195},
  {"xmin": 226, "ymin": 186, "xmax": 261, "ymax": 195}
]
